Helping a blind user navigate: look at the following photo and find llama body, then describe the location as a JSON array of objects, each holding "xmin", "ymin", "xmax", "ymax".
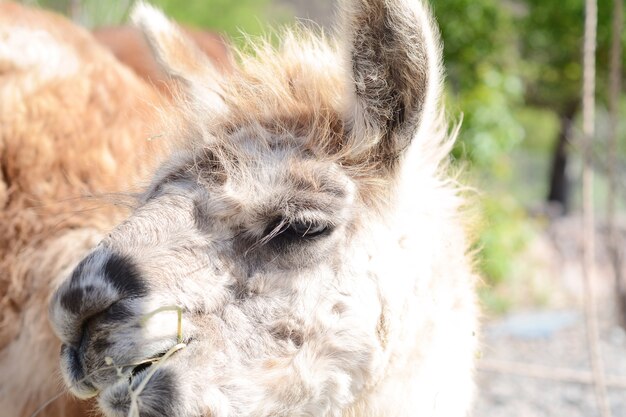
[
  {"xmin": 0, "ymin": 3, "xmax": 168, "ymax": 416},
  {"xmin": 93, "ymin": 25, "xmax": 232, "ymax": 95},
  {"xmin": 1, "ymin": 1, "xmax": 478, "ymax": 416}
]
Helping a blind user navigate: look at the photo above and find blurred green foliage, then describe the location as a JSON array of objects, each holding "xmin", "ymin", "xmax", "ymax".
[
  {"xmin": 521, "ymin": 0, "xmax": 620, "ymax": 112},
  {"xmin": 151, "ymin": 0, "xmax": 274, "ymax": 41},
  {"xmin": 24, "ymin": 0, "xmax": 276, "ymax": 41},
  {"xmin": 433, "ymin": 0, "xmax": 624, "ymax": 309},
  {"xmin": 432, "ymin": 0, "xmax": 532, "ymax": 299},
  {"xmin": 433, "ymin": 0, "xmax": 524, "ymax": 174},
  {"xmin": 22, "ymin": 0, "xmax": 133, "ymax": 27}
]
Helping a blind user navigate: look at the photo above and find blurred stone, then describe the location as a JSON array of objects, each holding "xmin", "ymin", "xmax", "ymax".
[{"xmin": 487, "ymin": 310, "xmax": 581, "ymax": 339}]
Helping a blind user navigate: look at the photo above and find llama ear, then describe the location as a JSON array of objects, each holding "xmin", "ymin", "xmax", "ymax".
[
  {"xmin": 130, "ymin": 2, "xmax": 227, "ymax": 113},
  {"xmin": 340, "ymin": 0, "xmax": 442, "ymax": 167}
]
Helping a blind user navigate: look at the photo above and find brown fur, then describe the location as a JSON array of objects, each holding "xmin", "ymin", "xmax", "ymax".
[
  {"xmin": 0, "ymin": 3, "xmax": 170, "ymax": 415},
  {"xmin": 93, "ymin": 25, "xmax": 232, "ymax": 96}
]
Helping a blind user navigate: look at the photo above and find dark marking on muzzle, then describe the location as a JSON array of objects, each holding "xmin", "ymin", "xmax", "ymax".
[
  {"xmin": 103, "ymin": 254, "xmax": 147, "ymax": 298},
  {"xmin": 59, "ymin": 255, "xmax": 94, "ymax": 314},
  {"xmin": 102, "ymin": 300, "xmax": 135, "ymax": 323},
  {"xmin": 60, "ymin": 287, "xmax": 84, "ymax": 315},
  {"xmin": 100, "ymin": 368, "xmax": 179, "ymax": 417},
  {"xmin": 90, "ymin": 334, "xmax": 113, "ymax": 354},
  {"xmin": 136, "ymin": 369, "xmax": 179, "ymax": 417},
  {"xmin": 69, "ymin": 257, "xmax": 88, "ymax": 284}
]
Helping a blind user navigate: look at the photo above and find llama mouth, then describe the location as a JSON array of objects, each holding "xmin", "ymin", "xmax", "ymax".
[
  {"xmin": 63, "ymin": 339, "xmax": 188, "ymax": 399},
  {"xmin": 96, "ymin": 343, "xmax": 188, "ymax": 417},
  {"xmin": 125, "ymin": 355, "xmax": 164, "ymax": 381},
  {"xmin": 130, "ymin": 360, "xmax": 153, "ymax": 378},
  {"xmin": 127, "ymin": 339, "xmax": 190, "ymax": 381}
]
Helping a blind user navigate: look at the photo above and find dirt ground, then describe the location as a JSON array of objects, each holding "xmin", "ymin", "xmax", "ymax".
[
  {"xmin": 474, "ymin": 305, "xmax": 626, "ymax": 417},
  {"xmin": 473, "ymin": 216, "xmax": 626, "ymax": 417}
]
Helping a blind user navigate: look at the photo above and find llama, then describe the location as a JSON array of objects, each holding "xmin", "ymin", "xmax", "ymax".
[
  {"xmin": 93, "ymin": 25, "xmax": 232, "ymax": 96},
  {"xmin": 3, "ymin": 0, "xmax": 479, "ymax": 416}
]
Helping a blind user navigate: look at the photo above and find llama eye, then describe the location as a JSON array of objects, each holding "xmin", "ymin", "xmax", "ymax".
[{"xmin": 288, "ymin": 221, "xmax": 328, "ymax": 238}]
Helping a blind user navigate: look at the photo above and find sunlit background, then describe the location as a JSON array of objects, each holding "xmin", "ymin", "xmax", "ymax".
[{"xmin": 18, "ymin": 0, "xmax": 626, "ymax": 415}]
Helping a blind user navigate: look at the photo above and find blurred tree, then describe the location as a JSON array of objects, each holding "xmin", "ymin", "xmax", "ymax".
[
  {"xmin": 607, "ymin": 0, "xmax": 625, "ymax": 327},
  {"xmin": 519, "ymin": 0, "xmax": 620, "ymax": 213},
  {"xmin": 151, "ymin": 0, "xmax": 273, "ymax": 41},
  {"xmin": 431, "ymin": 0, "xmax": 625, "ymax": 300}
]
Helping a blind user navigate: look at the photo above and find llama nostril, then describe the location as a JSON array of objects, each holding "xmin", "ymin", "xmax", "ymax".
[
  {"xmin": 61, "ymin": 344, "xmax": 82, "ymax": 379},
  {"xmin": 60, "ymin": 344, "xmax": 98, "ymax": 398},
  {"xmin": 50, "ymin": 250, "xmax": 147, "ymax": 347}
]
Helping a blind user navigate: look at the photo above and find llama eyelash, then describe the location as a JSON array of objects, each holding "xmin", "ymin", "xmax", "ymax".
[{"xmin": 263, "ymin": 217, "xmax": 331, "ymax": 240}]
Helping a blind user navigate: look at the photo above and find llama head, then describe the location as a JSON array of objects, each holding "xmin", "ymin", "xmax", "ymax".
[{"xmin": 49, "ymin": 1, "xmax": 456, "ymax": 416}]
